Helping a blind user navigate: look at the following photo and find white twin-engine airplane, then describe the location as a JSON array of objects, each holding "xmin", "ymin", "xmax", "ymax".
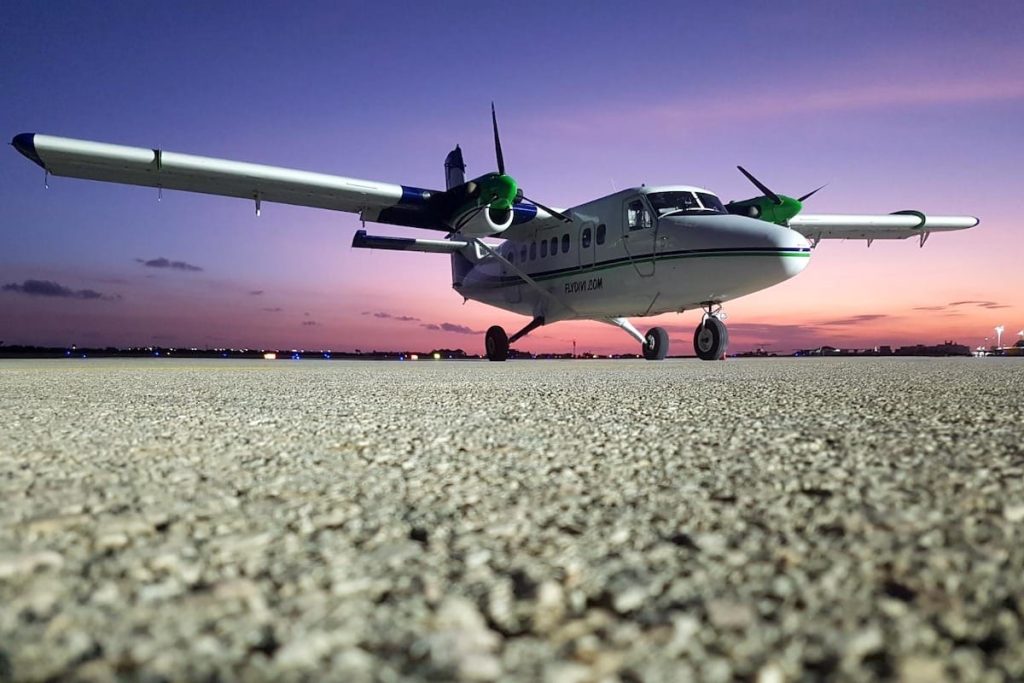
[{"xmin": 12, "ymin": 107, "xmax": 978, "ymax": 360}]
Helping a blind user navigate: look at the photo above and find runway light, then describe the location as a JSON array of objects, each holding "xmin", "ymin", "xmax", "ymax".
[{"xmin": 433, "ymin": 352, "xmax": 441, "ymax": 360}]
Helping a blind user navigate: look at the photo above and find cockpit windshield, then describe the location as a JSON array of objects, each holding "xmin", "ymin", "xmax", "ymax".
[{"xmin": 647, "ymin": 191, "xmax": 727, "ymax": 216}]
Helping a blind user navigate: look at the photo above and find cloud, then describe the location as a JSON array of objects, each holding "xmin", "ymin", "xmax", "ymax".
[
  {"xmin": 421, "ymin": 322, "xmax": 480, "ymax": 335},
  {"xmin": 301, "ymin": 321, "xmax": 318, "ymax": 326},
  {"xmin": 2, "ymin": 279, "xmax": 120, "ymax": 301},
  {"xmin": 136, "ymin": 257, "xmax": 202, "ymax": 272},
  {"xmin": 912, "ymin": 305, "xmax": 946, "ymax": 311},
  {"xmin": 948, "ymin": 300, "xmax": 1008, "ymax": 309},
  {"xmin": 248, "ymin": 290, "xmax": 264, "ymax": 296},
  {"xmin": 818, "ymin": 314, "xmax": 889, "ymax": 326},
  {"xmin": 365, "ymin": 311, "xmax": 421, "ymax": 322},
  {"xmin": 262, "ymin": 307, "xmax": 283, "ymax": 313}
]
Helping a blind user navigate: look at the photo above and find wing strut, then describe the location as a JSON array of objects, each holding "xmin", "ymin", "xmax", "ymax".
[{"xmin": 469, "ymin": 238, "xmax": 577, "ymax": 317}]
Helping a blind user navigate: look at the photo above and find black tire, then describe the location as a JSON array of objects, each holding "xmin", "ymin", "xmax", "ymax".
[
  {"xmin": 643, "ymin": 327, "xmax": 669, "ymax": 360},
  {"xmin": 485, "ymin": 325, "xmax": 509, "ymax": 362},
  {"xmin": 693, "ymin": 318, "xmax": 729, "ymax": 360}
]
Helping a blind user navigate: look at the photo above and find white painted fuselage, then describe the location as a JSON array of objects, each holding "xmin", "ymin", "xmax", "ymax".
[{"xmin": 454, "ymin": 186, "xmax": 812, "ymax": 323}]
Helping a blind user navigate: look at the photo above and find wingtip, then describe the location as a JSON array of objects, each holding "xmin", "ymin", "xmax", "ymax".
[{"xmin": 11, "ymin": 133, "xmax": 45, "ymax": 169}]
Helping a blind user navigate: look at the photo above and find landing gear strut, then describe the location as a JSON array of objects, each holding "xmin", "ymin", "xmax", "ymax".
[{"xmin": 693, "ymin": 305, "xmax": 729, "ymax": 360}]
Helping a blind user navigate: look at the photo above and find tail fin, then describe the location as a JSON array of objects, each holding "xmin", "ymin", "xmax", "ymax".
[{"xmin": 444, "ymin": 145, "xmax": 465, "ymax": 190}]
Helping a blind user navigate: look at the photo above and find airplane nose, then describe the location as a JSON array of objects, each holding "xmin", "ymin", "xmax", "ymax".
[{"xmin": 768, "ymin": 225, "xmax": 811, "ymax": 278}]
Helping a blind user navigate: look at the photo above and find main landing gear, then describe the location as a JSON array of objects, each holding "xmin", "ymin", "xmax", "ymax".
[
  {"xmin": 484, "ymin": 309, "xmax": 729, "ymax": 362},
  {"xmin": 485, "ymin": 317, "xmax": 545, "ymax": 361},
  {"xmin": 606, "ymin": 317, "xmax": 669, "ymax": 361},
  {"xmin": 693, "ymin": 305, "xmax": 729, "ymax": 360},
  {"xmin": 643, "ymin": 327, "xmax": 669, "ymax": 360}
]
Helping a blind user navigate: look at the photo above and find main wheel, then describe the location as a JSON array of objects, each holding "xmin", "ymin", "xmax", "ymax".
[
  {"xmin": 693, "ymin": 317, "xmax": 729, "ymax": 360},
  {"xmin": 485, "ymin": 325, "xmax": 509, "ymax": 361},
  {"xmin": 643, "ymin": 327, "xmax": 669, "ymax": 360}
]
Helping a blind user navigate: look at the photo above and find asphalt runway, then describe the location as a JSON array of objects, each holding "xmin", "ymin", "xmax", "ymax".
[{"xmin": 1, "ymin": 358, "xmax": 1022, "ymax": 682}]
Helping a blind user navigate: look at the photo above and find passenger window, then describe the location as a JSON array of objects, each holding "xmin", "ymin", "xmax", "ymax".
[
  {"xmin": 596, "ymin": 224, "xmax": 606, "ymax": 245},
  {"xmin": 541, "ymin": 239, "xmax": 548, "ymax": 258},
  {"xmin": 562, "ymin": 234, "xmax": 570, "ymax": 253},
  {"xmin": 582, "ymin": 227, "xmax": 592, "ymax": 248},
  {"xmin": 530, "ymin": 242, "xmax": 536, "ymax": 260},
  {"xmin": 627, "ymin": 199, "xmax": 652, "ymax": 230},
  {"xmin": 550, "ymin": 237, "xmax": 558, "ymax": 255}
]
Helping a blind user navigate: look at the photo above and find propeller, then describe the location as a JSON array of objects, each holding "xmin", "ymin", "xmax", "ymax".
[
  {"xmin": 737, "ymin": 166, "xmax": 781, "ymax": 205},
  {"xmin": 489, "ymin": 103, "xmax": 572, "ymax": 223},
  {"xmin": 737, "ymin": 165, "xmax": 826, "ymax": 205},
  {"xmin": 491, "ymin": 103, "xmax": 505, "ymax": 176},
  {"xmin": 519, "ymin": 191, "xmax": 572, "ymax": 223},
  {"xmin": 798, "ymin": 184, "xmax": 827, "ymax": 202}
]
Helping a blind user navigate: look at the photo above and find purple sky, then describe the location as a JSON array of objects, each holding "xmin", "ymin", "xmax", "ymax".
[{"xmin": 2, "ymin": 1, "xmax": 1022, "ymax": 354}]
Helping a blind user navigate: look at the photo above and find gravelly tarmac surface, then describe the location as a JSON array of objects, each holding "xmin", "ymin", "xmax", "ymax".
[{"xmin": 1, "ymin": 357, "xmax": 1022, "ymax": 682}]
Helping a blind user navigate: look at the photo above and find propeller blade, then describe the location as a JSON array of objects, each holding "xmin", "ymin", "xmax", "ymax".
[
  {"xmin": 491, "ymin": 102, "xmax": 505, "ymax": 175},
  {"xmin": 522, "ymin": 194, "xmax": 572, "ymax": 223},
  {"xmin": 737, "ymin": 165, "xmax": 782, "ymax": 205},
  {"xmin": 798, "ymin": 184, "xmax": 827, "ymax": 202}
]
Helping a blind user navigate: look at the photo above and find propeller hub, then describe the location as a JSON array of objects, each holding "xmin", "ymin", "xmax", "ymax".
[{"xmin": 488, "ymin": 174, "xmax": 518, "ymax": 211}]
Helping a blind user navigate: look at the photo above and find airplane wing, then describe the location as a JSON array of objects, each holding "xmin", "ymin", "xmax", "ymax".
[
  {"xmin": 788, "ymin": 212, "xmax": 979, "ymax": 243},
  {"xmin": 11, "ymin": 133, "xmax": 451, "ymax": 231}
]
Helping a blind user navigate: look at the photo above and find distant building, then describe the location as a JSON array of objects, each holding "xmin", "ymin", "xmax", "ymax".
[{"xmin": 894, "ymin": 341, "xmax": 971, "ymax": 356}]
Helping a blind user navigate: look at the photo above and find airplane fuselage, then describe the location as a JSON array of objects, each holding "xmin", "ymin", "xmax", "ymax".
[{"xmin": 454, "ymin": 186, "xmax": 812, "ymax": 323}]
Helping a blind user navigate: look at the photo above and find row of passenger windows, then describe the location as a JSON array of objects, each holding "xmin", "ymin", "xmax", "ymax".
[{"xmin": 504, "ymin": 225, "xmax": 607, "ymax": 264}]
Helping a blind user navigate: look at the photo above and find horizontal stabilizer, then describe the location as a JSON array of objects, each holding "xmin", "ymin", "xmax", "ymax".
[{"xmin": 351, "ymin": 230, "xmax": 467, "ymax": 254}]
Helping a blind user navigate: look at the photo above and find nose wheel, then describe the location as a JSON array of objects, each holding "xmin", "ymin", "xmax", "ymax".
[{"xmin": 693, "ymin": 316, "xmax": 728, "ymax": 360}]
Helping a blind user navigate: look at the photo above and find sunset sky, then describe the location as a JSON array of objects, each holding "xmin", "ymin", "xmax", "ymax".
[{"xmin": 2, "ymin": 1, "xmax": 1021, "ymax": 355}]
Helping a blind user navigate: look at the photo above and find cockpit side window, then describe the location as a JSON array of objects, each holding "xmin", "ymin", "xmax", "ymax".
[{"xmin": 626, "ymin": 199, "xmax": 652, "ymax": 231}]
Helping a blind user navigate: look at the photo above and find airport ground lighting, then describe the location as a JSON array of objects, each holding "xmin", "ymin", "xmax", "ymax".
[{"xmin": 995, "ymin": 325, "xmax": 1004, "ymax": 349}]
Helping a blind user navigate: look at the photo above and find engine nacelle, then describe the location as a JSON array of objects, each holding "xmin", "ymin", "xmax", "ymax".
[{"xmin": 453, "ymin": 206, "xmax": 514, "ymax": 237}]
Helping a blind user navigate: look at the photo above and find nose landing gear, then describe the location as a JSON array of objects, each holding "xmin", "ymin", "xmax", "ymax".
[{"xmin": 693, "ymin": 304, "xmax": 729, "ymax": 360}]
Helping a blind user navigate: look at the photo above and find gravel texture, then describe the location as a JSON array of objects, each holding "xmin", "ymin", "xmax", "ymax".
[{"xmin": 1, "ymin": 357, "xmax": 1022, "ymax": 682}]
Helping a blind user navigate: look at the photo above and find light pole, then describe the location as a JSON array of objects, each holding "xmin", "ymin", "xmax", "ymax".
[{"xmin": 995, "ymin": 325, "xmax": 1004, "ymax": 349}]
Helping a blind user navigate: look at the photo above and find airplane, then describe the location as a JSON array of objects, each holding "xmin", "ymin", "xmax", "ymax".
[{"xmin": 10, "ymin": 106, "xmax": 979, "ymax": 361}]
